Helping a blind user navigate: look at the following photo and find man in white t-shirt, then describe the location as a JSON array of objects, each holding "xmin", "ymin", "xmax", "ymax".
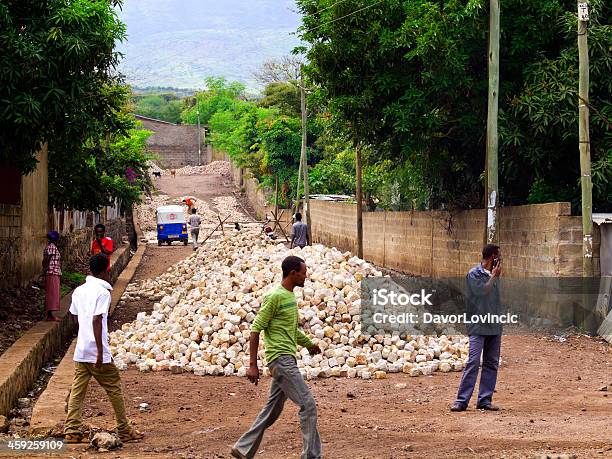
[{"xmin": 64, "ymin": 253, "xmax": 143, "ymax": 444}]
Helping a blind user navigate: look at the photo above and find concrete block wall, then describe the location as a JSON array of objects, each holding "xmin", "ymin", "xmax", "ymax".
[
  {"xmin": 227, "ymin": 161, "xmax": 293, "ymax": 233},
  {"xmin": 135, "ymin": 115, "xmax": 206, "ymax": 168},
  {"xmin": 225, "ymin": 158, "xmax": 600, "ymax": 279},
  {"xmin": 309, "ymin": 200, "xmax": 600, "ymax": 278}
]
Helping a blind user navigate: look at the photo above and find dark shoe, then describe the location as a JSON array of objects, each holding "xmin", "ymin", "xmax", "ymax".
[
  {"xmin": 476, "ymin": 403, "xmax": 500, "ymax": 411},
  {"xmin": 450, "ymin": 402, "xmax": 467, "ymax": 412},
  {"xmin": 231, "ymin": 448, "xmax": 248, "ymax": 459}
]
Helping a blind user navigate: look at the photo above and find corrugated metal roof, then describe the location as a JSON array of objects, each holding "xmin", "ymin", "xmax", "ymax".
[{"xmin": 593, "ymin": 213, "xmax": 612, "ymax": 225}]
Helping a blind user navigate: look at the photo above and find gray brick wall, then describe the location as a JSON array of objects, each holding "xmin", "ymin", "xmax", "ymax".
[{"xmin": 135, "ymin": 115, "xmax": 208, "ymax": 168}]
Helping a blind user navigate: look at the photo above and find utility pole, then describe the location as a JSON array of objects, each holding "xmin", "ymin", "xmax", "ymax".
[
  {"xmin": 578, "ymin": 1, "xmax": 593, "ymax": 277},
  {"xmin": 203, "ymin": 126, "xmax": 207, "ymax": 163},
  {"xmin": 197, "ymin": 108, "xmax": 202, "ymax": 166},
  {"xmin": 356, "ymin": 143, "xmax": 363, "ymax": 259},
  {"xmin": 485, "ymin": 0, "xmax": 500, "ymax": 244},
  {"xmin": 300, "ymin": 69, "xmax": 312, "ymax": 242}
]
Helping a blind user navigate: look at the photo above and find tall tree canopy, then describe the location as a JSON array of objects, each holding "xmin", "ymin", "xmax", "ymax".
[
  {"xmin": 297, "ymin": 0, "xmax": 611, "ymax": 211},
  {"xmin": 0, "ymin": 0, "xmax": 127, "ymax": 174},
  {"xmin": 0, "ymin": 1, "xmax": 153, "ymax": 211}
]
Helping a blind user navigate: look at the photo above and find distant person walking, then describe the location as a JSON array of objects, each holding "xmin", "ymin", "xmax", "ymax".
[
  {"xmin": 451, "ymin": 244, "xmax": 503, "ymax": 412},
  {"xmin": 188, "ymin": 208, "xmax": 201, "ymax": 250},
  {"xmin": 232, "ymin": 256, "xmax": 322, "ymax": 459},
  {"xmin": 290, "ymin": 213, "xmax": 309, "ymax": 249},
  {"xmin": 64, "ymin": 253, "xmax": 143, "ymax": 444},
  {"xmin": 90, "ymin": 224, "xmax": 113, "ymax": 272},
  {"xmin": 42, "ymin": 231, "xmax": 62, "ymax": 322}
]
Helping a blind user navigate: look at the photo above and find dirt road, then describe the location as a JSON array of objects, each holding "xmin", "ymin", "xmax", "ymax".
[
  {"xmin": 66, "ymin": 172, "xmax": 611, "ymax": 458},
  {"xmin": 72, "ymin": 336, "xmax": 610, "ymax": 458}
]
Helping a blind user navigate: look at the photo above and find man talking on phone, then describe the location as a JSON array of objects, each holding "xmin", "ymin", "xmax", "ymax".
[{"xmin": 451, "ymin": 244, "xmax": 503, "ymax": 412}]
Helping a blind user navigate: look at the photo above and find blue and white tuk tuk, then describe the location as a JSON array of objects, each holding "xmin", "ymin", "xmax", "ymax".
[{"xmin": 156, "ymin": 205, "xmax": 188, "ymax": 246}]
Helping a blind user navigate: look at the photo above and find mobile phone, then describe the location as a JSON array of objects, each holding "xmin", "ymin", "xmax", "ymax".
[{"xmin": 492, "ymin": 258, "xmax": 500, "ymax": 269}]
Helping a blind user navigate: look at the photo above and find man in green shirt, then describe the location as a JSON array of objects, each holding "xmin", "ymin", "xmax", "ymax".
[{"xmin": 232, "ymin": 256, "xmax": 322, "ymax": 459}]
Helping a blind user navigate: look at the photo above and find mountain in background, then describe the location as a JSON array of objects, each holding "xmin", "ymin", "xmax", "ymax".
[{"xmin": 116, "ymin": 0, "xmax": 302, "ymax": 91}]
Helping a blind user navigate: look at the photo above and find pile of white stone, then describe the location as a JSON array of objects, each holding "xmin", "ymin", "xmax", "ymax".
[
  {"xmin": 212, "ymin": 196, "xmax": 248, "ymax": 223},
  {"xmin": 136, "ymin": 195, "xmax": 171, "ymax": 232},
  {"xmin": 136, "ymin": 193, "xmax": 251, "ymax": 243},
  {"xmin": 201, "ymin": 161, "xmax": 231, "ymax": 176},
  {"xmin": 150, "ymin": 161, "xmax": 231, "ymax": 177},
  {"xmin": 111, "ymin": 229, "xmax": 468, "ymax": 379}
]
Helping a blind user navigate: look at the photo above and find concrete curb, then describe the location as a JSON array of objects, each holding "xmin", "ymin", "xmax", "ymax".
[
  {"xmin": 28, "ymin": 236, "xmax": 147, "ymax": 437},
  {"xmin": 0, "ymin": 243, "xmax": 131, "ymax": 419}
]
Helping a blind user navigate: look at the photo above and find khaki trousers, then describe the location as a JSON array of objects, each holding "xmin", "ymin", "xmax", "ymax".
[{"xmin": 64, "ymin": 362, "xmax": 130, "ymax": 435}]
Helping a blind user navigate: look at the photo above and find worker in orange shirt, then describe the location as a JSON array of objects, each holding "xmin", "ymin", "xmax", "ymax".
[{"xmin": 182, "ymin": 198, "xmax": 194, "ymax": 212}]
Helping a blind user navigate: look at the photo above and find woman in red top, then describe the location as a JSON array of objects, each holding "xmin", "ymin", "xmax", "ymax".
[{"xmin": 90, "ymin": 224, "xmax": 113, "ymax": 271}]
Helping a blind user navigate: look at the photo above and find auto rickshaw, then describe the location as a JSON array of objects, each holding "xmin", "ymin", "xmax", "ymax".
[{"xmin": 156, "ymin": 205, "xmax": 188, "ymax": 246}]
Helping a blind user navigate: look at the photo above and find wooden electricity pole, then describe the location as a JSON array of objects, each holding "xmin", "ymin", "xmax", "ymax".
[
  {"xmin": 578, "ymin": 1, "xmax": 593, "ymax": 277},
  {"xmin": 356, "ymin": 143, "xmax": 363, "ymax": 259},
  {"xmin": 485, "ymin": 0, "xmax": 500, "ymax": 244},
  {"xmin": 294, "ymin": 74, "xmax": 304, "ymax": 217},
  {"xmin": 300, "ymin": 69, "xmax": 312, "ymax": 242}
]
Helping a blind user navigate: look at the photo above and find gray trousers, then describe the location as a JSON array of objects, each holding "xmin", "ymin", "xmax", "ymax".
[
  {"xmin": 234, "ymin": 355, "xmax": 322, "ymax": 459},
  {"xmin": 455, "ymin": 334, "xmax": 502, "ymax": 407},
  {"xmin": 190, "ymin": 228, "xmax": 199, "ymax": 248}
]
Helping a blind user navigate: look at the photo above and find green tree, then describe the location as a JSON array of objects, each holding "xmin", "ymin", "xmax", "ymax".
[
  {"xmin": 0, "ymin": 0, "xmax": 127, "ymax": 173},
  {"xmin": 297, "ymin": 0, "xmax": 611, "ymax": 211},
  {"xmin": 182, "ymin": 77, "xmax": 246, "ymax": 125},
  {"xmin": 47, "ymin": 84, "xmax": 152, "ymax": 211},
  {"xmin": 258, "ymin": 117, "xmax": 303, "ymax": 205},
  {"xmin": 500, "ymin": 2, "xmax": 611, "ymax": 211},
  {"xmin": 258, "ymin": 82, "xmax": 301, "ymax": 117},
  {"xmin": 133, "ymin": 93, "xmax": 184, "ymax": 124}
]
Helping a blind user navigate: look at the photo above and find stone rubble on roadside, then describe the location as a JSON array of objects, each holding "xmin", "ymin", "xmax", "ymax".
[
  {"xmin": 136, "ymin": 193, "xmax": 248, "ymax": 244},
  {"xmin": 110, "ymin": 228, "xmax": 468, "ymax": 379},
  {"xmin": 89, "ymin": 432, "xmax": 122, "ymax": 452},
  {"xmin": 212, "ymin": 196, "xmax": 248, "ymax": 223},
  {"xmin": 148, "ymin": 161, "xmax": 231, "ymax": 177}
]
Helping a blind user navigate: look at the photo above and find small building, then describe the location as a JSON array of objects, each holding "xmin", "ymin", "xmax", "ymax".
[
  {"xmin": 0, "ymin": 147, "xmax": 49, "ymax": 287},
  {"xmin": 134, "ymin": 115, "xmax": 211, "ymax": 168}
]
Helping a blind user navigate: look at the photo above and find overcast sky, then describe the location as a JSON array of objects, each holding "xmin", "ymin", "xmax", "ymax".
[{"xmin": 116, "ymin": 0, "xmax": 302, "ymax": 89}]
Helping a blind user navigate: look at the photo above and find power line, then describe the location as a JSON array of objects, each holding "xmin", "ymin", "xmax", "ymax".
[
  {"xmin": 301, "ymin": 0, "xmax": 351, "ymax": 19},
  {"xmin": 302, "ymin": 0, "xmax": 385, "ymax": 32}
]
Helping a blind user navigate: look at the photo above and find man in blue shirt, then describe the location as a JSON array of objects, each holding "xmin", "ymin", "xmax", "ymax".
[{"xmin": 451, "ymin": 244, "xmax": 503, "ymax": 412}]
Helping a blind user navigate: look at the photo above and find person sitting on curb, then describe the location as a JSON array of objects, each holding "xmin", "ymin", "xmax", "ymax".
[{"xmin": 64, "ymin": 253, "xmax": 143, "ymax": 444}]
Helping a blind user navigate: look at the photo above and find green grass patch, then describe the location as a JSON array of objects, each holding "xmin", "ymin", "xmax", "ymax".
[{"xmin": 62, "ymin": 271, "xmax": 86, "ymax": 288}]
